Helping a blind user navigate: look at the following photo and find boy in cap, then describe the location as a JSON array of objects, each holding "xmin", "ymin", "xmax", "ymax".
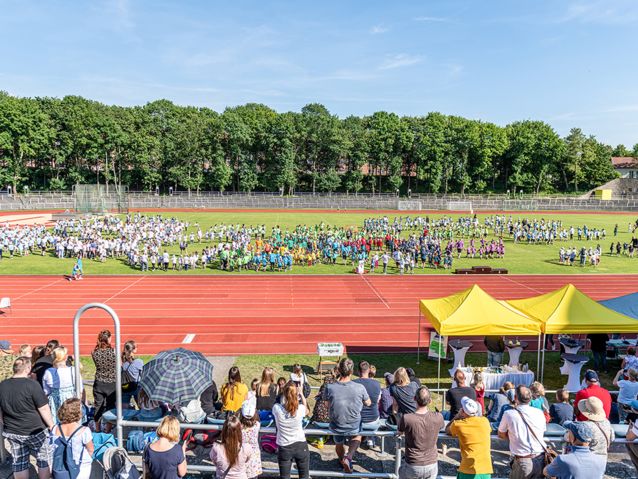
[
  {"xmin": 543, "ymin": 421, "xmax": 606, "ymax": 478},
  {"xmin": 446, "ymin": 397, "xmax": 493, "ymax": 478}
]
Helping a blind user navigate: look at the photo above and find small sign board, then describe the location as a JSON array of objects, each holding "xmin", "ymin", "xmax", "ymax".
[
  {"xmin": 317, "ymin": 342, "xmax": 344, "ymax": 357},
  {"xmin": 428, "ymin": 332, "xmax": 448, "ymax": 359}
]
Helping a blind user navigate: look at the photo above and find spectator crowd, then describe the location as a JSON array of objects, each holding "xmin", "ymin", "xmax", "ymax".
[{"xmin": 4, "ymin": 335, "xmax": 638, "ymax": 479}]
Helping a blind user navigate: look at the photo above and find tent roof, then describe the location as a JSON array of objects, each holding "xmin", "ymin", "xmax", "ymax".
[
  {"xmin": 419, "ymin": 284, "xmax": 542, "ymax": 336},
  {"xmin": 600, "ymin": 292, "xmax": 638, "ymax": 320},
  {"xmin": 508, "ymin": 284, "xmax": 638, "ymax": 334}
]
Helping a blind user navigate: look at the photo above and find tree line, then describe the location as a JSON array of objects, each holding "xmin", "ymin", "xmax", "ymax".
[{"xmin": 0, "ymin": 91, "xmax": 634, "ymax": 195}]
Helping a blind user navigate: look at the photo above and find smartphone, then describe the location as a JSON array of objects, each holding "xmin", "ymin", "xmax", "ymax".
[{"xmin": 181, "ymin": 431, "xmax": 193, "ymax": 445}]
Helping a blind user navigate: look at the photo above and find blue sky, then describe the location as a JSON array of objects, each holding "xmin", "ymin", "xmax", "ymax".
[{"xmin": 1, "ymin": 0, "xmax": 637, "ymax": 146}]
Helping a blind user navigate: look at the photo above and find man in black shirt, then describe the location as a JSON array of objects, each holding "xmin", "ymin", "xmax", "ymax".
[
  {"xmin": 587, "ymin": 334, "xmax": 609, "ymax": 372},
  {"xmin": 0, "ymin": 357, "xmax": 54, "ymax": 479},
  {"xmin": 484, "ymin": 336, "xmax": 505, "ymax": 367},
  {"xmin": 446, "ymin": 369, "xmax": 477, "ymax": 419}
]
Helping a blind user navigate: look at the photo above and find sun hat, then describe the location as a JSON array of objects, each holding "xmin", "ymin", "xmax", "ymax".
[
  {"xmin": 563, "ymin": 421, "xmax": 594, "ymax": 443},
  {"xmin": 584, "ymin": 370, "xmax": 599, "ymax": 382},
  {"xmin": 241, "ymin": 397, "xmax": 256, "ymax": 418},
  {"xmin": 461, "ymin": 397, "xmax": 480, "ymax": 417},
  {"xmin": 577, "ymin": 396, "xmax": 606, "ymax": 422}
]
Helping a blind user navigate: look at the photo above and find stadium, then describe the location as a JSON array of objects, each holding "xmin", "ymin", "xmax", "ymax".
[{"xmin": 1, "ymin": 2, "xmax": 638, "ymax": 479}]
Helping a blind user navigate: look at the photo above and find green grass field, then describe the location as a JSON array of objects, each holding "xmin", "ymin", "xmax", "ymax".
[{"xmin": 1, "ymin": 211, "xmax": 638, "ymax": 275}]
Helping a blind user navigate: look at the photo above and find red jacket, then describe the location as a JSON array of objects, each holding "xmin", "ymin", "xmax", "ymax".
[{"xmin": 574, "ymin": 384, "xmax": 612, "ymax": 421}]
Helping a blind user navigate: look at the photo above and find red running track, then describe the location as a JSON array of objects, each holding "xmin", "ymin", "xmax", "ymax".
[{"xmin": 0, "ymin": 274, "xmax": 636, "ymax": 356}]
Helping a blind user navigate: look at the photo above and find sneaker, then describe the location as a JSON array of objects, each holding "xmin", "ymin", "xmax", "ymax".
[{"xmin": 340, "ymin": 457, "xmax": 353, "ymax": 474}]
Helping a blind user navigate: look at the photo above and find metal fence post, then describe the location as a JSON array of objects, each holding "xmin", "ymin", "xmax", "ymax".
[
  {"xmin": 394, "ymin": 435, "xmax": 402, "ymax": 477},
  {"xmin": 73, "ymin": 303, "xmax": 122, "ymax": 446}
]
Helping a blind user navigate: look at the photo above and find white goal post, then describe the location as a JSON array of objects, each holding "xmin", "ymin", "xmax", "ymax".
[{"xmin": 447, "ymin": 201, "xmax": 473, "ymax": 214}]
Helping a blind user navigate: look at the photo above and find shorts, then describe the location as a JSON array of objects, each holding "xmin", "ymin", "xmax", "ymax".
[
  {"xmin": 331, "ymin": 429, "xmax": 360, "ymax": 445},
  {"xmin": 3, "ymin": 430, "xmax": 51, "ymax": 472}
]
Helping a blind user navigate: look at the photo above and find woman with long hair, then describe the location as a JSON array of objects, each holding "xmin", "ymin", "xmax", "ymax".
[
  {"xmin": 210, "ymin": 414, "xmax": 252, "ymax": 479},
  {"xmin": 221, "ymin": 367, "xmax": 248, "ymax": 412},
  {"xmin": 121, "ymin": 340, "xmax": 144, "ymax": 408},
  {"xmin": 390, "ymin": 367, "xmax": 418, "ymax": 415},
  {"xmin": 143, "ymin": 416, "xmax": 187, "ymax": 479},
  {"xmin": 272, "ymin": 382, "xmax": 309, "ymax": 479},
  {"xmin": 256, "ymin": 367, "xmax": 278, "ymax": 412},
  {"xmin": 92, "ymin": 330, "xmax": 116, "ymax": 430},
  {"xmin": 42, "ymin": 347, "xmax": 83, "ymax": 420}
]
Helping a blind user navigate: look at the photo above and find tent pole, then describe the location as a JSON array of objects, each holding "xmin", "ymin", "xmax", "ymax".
[
  {"xmin": 417, "ymin": 309, "xmax": 422, "ymax": 365},
  {"xmin": 438, "ymin": 351, "xmax": 443, "ymax": 412},
  {"xmin": 536, "ymin": 334, "xmax": 541, "ymax": 378},
  {"xmin": 541, "ymin": 334, "xmax": 547, "ymax": 382}
]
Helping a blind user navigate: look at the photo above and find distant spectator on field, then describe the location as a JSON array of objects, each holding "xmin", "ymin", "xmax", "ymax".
[
  {"xmin": 398, "ymin": 386, "xmax": 443, "ymax": 479},
  {"xmin": 221, "ymin": 366, "xmax": 248, "ymax": 412},
  {"xmin": 549, "ymin": 389, "xmax": 573, "ymax": 425},
  {"xmin": 587, "ymin": 333, "xmax": 609, "ymax": 372},
  {"xmin": 0, "ymin": 357, "xmax": 55, "ymax": 479},
  {"xmin": 323, "ymin": 358, "xmax": 371, "ymax": 473},
  {"xmin": 446, "ymin": 397, "xmax": 493, "ymax": 478},
  {"xmin": 446, "ymin": 369, "xmax": 476, "ymax": 420},
  {"xmin": 575, "ymin": 370, "xmax": 611, "ymax": 421},
  {"xmin": 390, "ymin": 367, "xmax": 419, "ymax": 416}
]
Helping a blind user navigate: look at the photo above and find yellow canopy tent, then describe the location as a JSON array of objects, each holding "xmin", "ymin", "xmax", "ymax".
[
  {"xmin": 418, "ymin": 284, "xmax": 543, "ymax": 336},
  {"xmin": 507, "ymin": 284, "xmax": 638, "ymax": 380},
  {"xmin": 507, "ymin": 284, "xmax": 638, "ymax": 334},
  {"xmin": 417, "ymin": 285, "xmax": 543, "ymax": 393}
]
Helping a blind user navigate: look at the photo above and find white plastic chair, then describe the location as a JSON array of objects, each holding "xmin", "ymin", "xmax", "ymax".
[{"xmin": 0, "ymin": 297, "xmax": 11, "ymax": 314}]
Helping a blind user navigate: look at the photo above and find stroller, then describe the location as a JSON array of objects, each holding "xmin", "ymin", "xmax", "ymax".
[{"xmin": 96, "ymin": 447, "xmax": 141, "ymax": 479}]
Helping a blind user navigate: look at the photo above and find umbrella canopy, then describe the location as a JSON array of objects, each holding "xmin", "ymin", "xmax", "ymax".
[
  {"xmin": 418, "ymin": 284, "xmax": 542, "ymax": 336},
  {"xmin": 508, "ymin": 284, "xmax": 638, "ymax": 334},
  {"xmin": 140, "ymin": 348, "xmax": 213, "ymax": 403},
  {"xmin": 600, "ymin": 292, "xmax": 638, "ymax": 320}
]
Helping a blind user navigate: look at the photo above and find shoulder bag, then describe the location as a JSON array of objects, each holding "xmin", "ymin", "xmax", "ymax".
[{"xmin": 515, "ymin": 408, "xmax": 558, "ymax": 467}]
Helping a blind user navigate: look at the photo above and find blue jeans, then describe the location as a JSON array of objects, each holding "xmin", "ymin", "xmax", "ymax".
[
  {"xmin": 398, "ymin": 462, "xmax": 437, "ymax": 479},
  {"xmin": 361, "ymin": 418, "xmax": 381, "ymax": 432},
  {"xmin": 487, "ymin": 351, "xmax": 503, "ymax": 367}
]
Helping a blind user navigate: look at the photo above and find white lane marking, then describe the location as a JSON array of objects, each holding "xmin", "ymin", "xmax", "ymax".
[{"xmin": 182, "ymin": 334, "xmax": 196, "ymax": 344}]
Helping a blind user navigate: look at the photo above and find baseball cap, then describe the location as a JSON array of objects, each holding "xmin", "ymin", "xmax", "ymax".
[
  {"xmin": 584, "ymin": 370, "xmax": 599, "ymax": 382},
  {"xmin": 461, "ymin": 397, "xmax": 480, "ymax": 417},
  {"xmin": 384, "ymin": 372, "xmax": 394, "ymax": 384},
  {"xmin": 241, "ymin": 397, "xmax": 256, "ymax": 418},
  {"xmin": 563, "ymin": 421, "xmax": 594, "ymax": 443}
]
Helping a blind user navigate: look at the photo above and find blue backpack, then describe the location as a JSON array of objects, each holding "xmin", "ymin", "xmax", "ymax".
[{"xmin": 52, "ymin": 425, "xmax": 85, "ymax": 479}]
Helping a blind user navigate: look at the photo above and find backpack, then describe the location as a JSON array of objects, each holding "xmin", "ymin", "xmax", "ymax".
[
  {"xmin": 51, "ymin": 425, "xmax": 85, "ymax": 479},
  {"xmin": 260, "ymin": 434, "xmax": 278, "ymax": 454},
  {"xmin": 92, "ymin": 432, "xmax": 117, "ymax": 462}
]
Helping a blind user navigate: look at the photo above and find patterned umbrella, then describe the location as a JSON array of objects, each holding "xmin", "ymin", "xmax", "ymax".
[{"xmin": 140, "ymin": 348, "xmax": 213, "ymax": 403}]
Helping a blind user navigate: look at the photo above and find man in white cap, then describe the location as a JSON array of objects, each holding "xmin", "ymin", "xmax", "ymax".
[{"xmin": 446, "ymin": 397, "xmax": 493, "ymax": 479}]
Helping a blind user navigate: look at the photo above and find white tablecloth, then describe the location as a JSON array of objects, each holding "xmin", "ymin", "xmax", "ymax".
[{"xmin": 459, "ymin": 368, "xmax": 534, "ymax": 391}]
